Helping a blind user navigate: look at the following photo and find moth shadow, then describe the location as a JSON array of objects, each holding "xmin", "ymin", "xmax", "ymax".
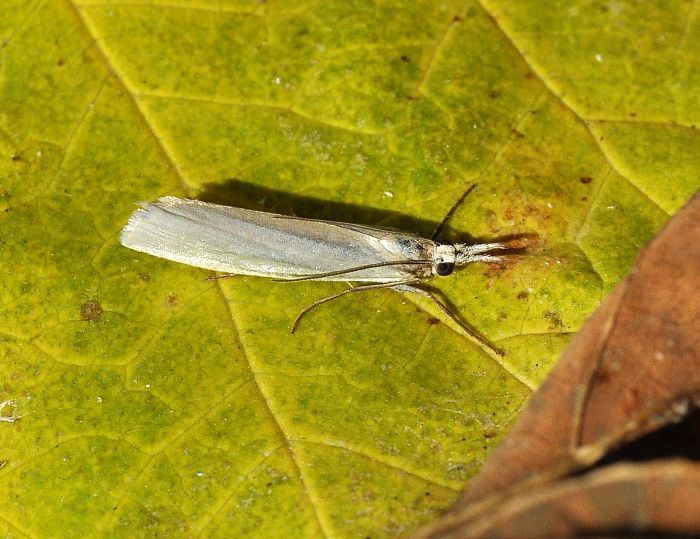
[
  {"xmin": 199, "ymin": 178, "xmax": 442, "ymax": 238},
  {"xmin": 198, "ymin": 178, "xmax": 536, "ymax": 248}
]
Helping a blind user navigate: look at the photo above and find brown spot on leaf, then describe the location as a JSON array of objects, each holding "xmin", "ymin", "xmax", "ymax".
[
  {"xmin": 80, "ymin": 300, "xmax": 103, "ymax": 321},
  {"xmin": 139, "ymin": 272, "xmax": 151, "ymax": 282},
  {"xmin": 166, "ymin": 292, "xmax": 178, "ymax": 307},
  {"xmin": 580, "ymin": 176, "xmax": 593, "ymax": 184},
  {"xmin": 517, "ymin": 290, "xmax": 529, "ymax": 300},
  {"xmin": 544, "ymin": 310, "xmax": 563, "ymax": 328},
  {"xmin": 400, "ymin": 54, "xmax": 410, "ymax": 62},
  {"xmin": 427, "ymin": 317, "xmax": 441, "ymax": 326},
  {"xmin": 482, "ymin": 258, "xmax": 516, "ymax": 277}
]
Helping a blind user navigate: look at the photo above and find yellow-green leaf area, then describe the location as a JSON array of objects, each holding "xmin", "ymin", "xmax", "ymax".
[{"xmin": 1, "ymin": 0, "xmax": 698, "ymax": 537}]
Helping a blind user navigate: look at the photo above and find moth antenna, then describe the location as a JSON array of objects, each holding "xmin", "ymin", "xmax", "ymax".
[{"xmin": 431, "ymin": 184, "xmax": 477, "ymax": 241}]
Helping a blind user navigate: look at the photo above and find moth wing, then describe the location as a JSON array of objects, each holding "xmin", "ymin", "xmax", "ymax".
[{"xmin": 120, "ymin": 197, "xmax": 433, "ymax": 281}]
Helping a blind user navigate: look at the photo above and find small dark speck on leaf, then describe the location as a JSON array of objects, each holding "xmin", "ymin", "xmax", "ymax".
[
  {"xmin": 11, "ymin": 154, "xmax": 21, "ymax": 162},
  {"xmin": 427, "ymin": 317, "xmax": 441, "ymax": 326},
  {"xmin": 580, "ymin": 176, "xmax": 593, "ymax": 184},
  {"xmin": 452, "ymin": 14, "xmax": 463, "ymax": 22},
  {"xmin": 139, "ymin": 272, "xmax": 151, "ymax": 282},
  {"xmin": 400, "ymin": 54, "xmax": 410, "ymax": 62},
  {"xmin": 517, "ymin": 290, "xmax": 529, "ymax": 300},
  {"xmin": 80, "ymin": 300, "xmax": 103, "ymax": 321},
  {"xmin": 544, "ymin": 310, "xmax": 563, "ymax": 328},
  {"xmin": 166, "ymin": 293, "xmax": 178, "ymax": 307},
  {"xmin": 630, "ymin": 112, "xmax": 637, "ymax": 117},
  {"xmin": 581, "ymin": 196, "xmax": 588, "ymax": 202},
  {"xmin": 57, "ymin": 58, "xmax": 65, "ymax": 67},
  {"xmin": 489, "ymin": 89, "xmax": 499, "ymax": 98},
  {"xmin": 511, "ymin": 128, "xmax": 525, "ymax": 138}
]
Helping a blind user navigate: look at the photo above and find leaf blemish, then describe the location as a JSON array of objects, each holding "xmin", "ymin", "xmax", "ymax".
[
  {"xmin": 580, "ymin": 176, "xmax": 593, "ymax": 184},
  {"xmin": 543, "ymin": 310, "xmax": 563, "ymax": 329},
  {"xmin": 0, "ymin": 399, "xmax": 20, "ymax": 423},
  {"xmin": 166, "ymin": 293, "xmax": 178, "ymax": 307},
  {"xmin": 80, "ymin": 300, "xmax": 103, "ymax": 322}
]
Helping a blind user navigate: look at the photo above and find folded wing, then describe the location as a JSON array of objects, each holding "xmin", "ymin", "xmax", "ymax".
[{"xmin": 120, "ymin": 197, "xmax": 433, "ymax": 281}]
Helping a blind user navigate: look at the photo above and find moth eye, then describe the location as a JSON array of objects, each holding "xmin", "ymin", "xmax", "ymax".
[{"xmin": 435, "ymin": 262, "xmax": 454, "ymax": 276}]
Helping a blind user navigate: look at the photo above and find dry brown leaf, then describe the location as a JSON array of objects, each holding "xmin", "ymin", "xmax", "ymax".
[{"xmin": 418, "ymin": 460, "xmax": 700, "ymax": 538}]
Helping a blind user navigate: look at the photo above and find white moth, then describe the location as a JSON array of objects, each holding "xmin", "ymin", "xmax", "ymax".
[{"xmin": 120, "ymin": 191, "xmax": 512, "ymax": 356}]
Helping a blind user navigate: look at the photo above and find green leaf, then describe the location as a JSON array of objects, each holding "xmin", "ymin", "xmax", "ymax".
[{"xmin": 1, "ymin": 0, "xmax": 697, "ymax": 537}]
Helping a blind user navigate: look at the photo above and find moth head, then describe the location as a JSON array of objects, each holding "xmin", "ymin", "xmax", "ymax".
[{"xmin": 433, "ymin": 243, "xmax": 457, "ymax": 276}]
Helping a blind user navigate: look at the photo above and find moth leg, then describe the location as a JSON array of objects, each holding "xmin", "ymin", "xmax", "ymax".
[
  {"xmin": 206, "ymin": 273, "xmax": 237, "ymax": 281},
  {"xmin": 291, "ymin": 280, "xmax": 415, "ymax": 333},
  {"xmin": 393, "ymin": 284, "xmax": 505, "ymax": 357}
]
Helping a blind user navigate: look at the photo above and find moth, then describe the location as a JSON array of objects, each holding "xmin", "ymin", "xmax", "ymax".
[{"xmin": 120, "ymin": 187, "xmax": 514, "ymax": 356}]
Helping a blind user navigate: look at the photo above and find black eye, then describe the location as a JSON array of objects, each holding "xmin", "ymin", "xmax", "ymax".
[{"xmin": 435, "ymin": 262, "xmax": 454, "ymax": 276}]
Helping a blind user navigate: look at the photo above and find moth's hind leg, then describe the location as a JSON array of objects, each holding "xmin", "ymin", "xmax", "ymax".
[
  {"xmin": 206, "ymin": 273, "xmax": 237, "ymax": 281},
  {"xmin": 291, "ymin": 280, "xmax": 417, "ymax": 333},
  {"xmin": 394, "ymin": 284, "xmax": 505, "ymax": 357}
]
